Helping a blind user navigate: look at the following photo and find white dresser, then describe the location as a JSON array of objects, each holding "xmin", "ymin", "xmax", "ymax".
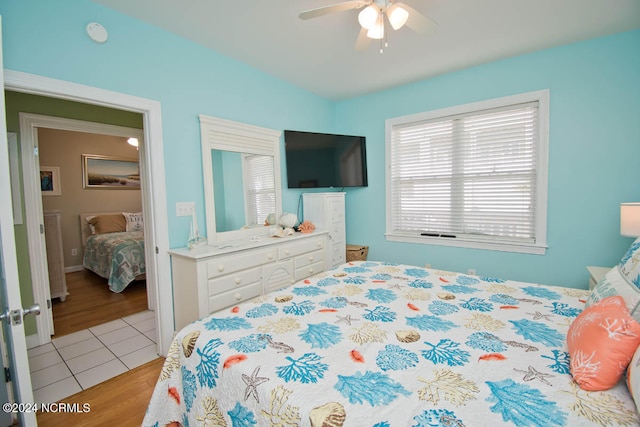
[
  {"xmin": 303, "ymin": 192, "xmax": 346, "ymax": 268},
  {"xmin": 43, "ymin": 210, "xmax": 69, "ymax": 302},
  {"xmin": 170, "ymin": 231, "xmax": 327, "ymax": 330}
]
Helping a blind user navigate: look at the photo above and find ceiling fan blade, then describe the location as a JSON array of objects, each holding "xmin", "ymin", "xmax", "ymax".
[
  {"xmin": 355, "ymin": 26, "xmax": 372, "ymax": 51},
  {"xmin": 299, "ymin": 1, "xmax": 369, "ymax": 20},
  {"xmin": 401, "ymin": 3, "xmax": 438, "ymax": 33}
]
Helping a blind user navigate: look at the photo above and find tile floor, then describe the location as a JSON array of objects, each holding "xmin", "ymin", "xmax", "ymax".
[{"xmin": 27, "ymin": 310, "xmax": 159, "ymax": 404}]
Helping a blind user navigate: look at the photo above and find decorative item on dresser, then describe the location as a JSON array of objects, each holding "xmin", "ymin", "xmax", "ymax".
[
  {"xmin": 302, "ymin": 192, "xmax": 346, "ymax": 268},
  {"xmin": 43, "ymin": 210, "xmax": 69, "ymax": 302},
  {"xmin": 170, "ymin": 232, "xmax": 327, "ymax": 330}
]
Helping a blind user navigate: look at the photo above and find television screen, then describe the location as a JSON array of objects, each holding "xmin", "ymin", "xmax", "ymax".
[{"xmin": 284, "ymin": 130, "xmax": 368, "ymax": 189}]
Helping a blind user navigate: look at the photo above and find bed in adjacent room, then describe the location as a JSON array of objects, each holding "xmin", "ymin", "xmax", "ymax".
[
  {"xmin": 144, "ymin": 257, "xmax": 640, "ymax": 426},
  {"xmin": 81, "ymin": 212, "xmax": 146, "ymax": 293}
]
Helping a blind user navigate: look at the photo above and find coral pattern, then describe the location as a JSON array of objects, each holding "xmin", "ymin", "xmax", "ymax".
[{"xmin": 143, "ymin": 261, "xmax": 639, "ymax": 427}]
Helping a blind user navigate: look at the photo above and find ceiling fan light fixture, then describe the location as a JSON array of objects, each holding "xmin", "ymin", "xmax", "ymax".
[
  {"xmin": 358, "ymin": 5, "xmax": 379, "ymax": 29},
  {"xmin": 366, "ymin": 12, "xmax": 385, "ymax": 39},
  {"xmin": 387, "ymin": 3, "xmax": 409, "ymax": 30}
]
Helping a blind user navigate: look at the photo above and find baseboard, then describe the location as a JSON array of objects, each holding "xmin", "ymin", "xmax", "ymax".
[
  {"xmin": 64, "ymin": 265, "xmax": 84, "ymax": 273},
  {"xmin": 26, "ymin": 334, "xmax": 41, "ymax": 350}
]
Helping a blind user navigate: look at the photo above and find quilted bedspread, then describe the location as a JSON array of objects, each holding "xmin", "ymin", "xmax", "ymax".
[
  {"xmin": 144, "ymin": 261, "xmax": 639, "ymax": 427},
  {"xmin": 82, "ymin": 231, "xmax": 145, "ymax": 292}
]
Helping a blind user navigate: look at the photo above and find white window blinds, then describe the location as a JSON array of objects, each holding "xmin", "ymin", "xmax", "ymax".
[
  {"xmin": 387, "ymin": 92, "xmax": 548, "ymax": 253},
  {"xmin": 244, "ymin": 154, "xmax": 275, "ymax": 226}
]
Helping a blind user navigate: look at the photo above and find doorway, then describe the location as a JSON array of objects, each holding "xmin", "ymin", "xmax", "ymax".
[
  {"xmin": 4, "ymin": 70, "xmax": 173, "ymax": 359},
  {"xmin": 19, "ymin": 113, "xmax": 153, "ymax": 346}
]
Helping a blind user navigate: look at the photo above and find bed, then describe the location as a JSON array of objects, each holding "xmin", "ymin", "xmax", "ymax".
[
  {"xmin": 80, "ymin": 212, "xmax": 146, "ymax": 293},
  {"xmin": 143, "ymin": 260, "xmax": 640, "ymax": 427}
]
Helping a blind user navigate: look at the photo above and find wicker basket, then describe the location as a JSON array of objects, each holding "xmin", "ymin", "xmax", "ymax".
[{"xmin": 346, "ymin": 244, "xmax": 369, "ymax": 262}]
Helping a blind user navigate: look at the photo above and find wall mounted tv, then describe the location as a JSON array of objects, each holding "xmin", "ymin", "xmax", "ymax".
[{"xmin": 284, "ymin": 130, "xmax": 368, "ymax": 189}]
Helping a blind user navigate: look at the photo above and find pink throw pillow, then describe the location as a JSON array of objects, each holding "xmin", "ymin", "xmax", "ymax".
[{"xmin": 567, "ymin": 295, "xmax": 640, "ymax": 391}]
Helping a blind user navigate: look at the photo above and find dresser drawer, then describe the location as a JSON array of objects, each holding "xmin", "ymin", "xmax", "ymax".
[
  {"xmin": 207, "ymin": 267, "xmax": 261, "ymax": 296},
  {"xmin": 208, "ymin": 281, "xmax": 262, "ymax": 314},
  {"xmin": 206, "ymin": 249, "xmax": 276, "ymax": 279},
  {"xmin": 278, "ymin": 237, "xmax": 325, "ymax": 259},
  {"xmin": 295, "ymin": 261, "xmax": 325, "ymax": 282},
  {"xmin": 328, "ymin": 198, "xmax": 345, "ymax": 223},
  {"xmin": 263, "ymin": 260, "xmax": 294, "ymax": 292},
  {"xmin": 330, "ymin": 242, "xmax": 346, "ymax": 266},
  {"xmin": 294, "ymin": 249, "xmax": 324, "ymax": 269}
]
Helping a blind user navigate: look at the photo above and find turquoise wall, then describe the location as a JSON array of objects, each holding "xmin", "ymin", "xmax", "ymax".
[
  {"xmin": 334, "ymin": 30, "xmax": 640, "ymax": 288},
  {"xmin": 0, "ymin": 0, "xmax": 334, "ymax": 247},
  {"xmin": 1, "ymin": 1, "xmax": 639, "ymax": 289}
]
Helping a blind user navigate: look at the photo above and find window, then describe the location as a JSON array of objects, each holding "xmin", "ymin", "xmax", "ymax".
[
  {"xmin": 243, "ymin": 154, "xmax": 275, "ymax": 226},
  {"xmin": 385, "ymin": 90, "xmax": 549, "ymax": 254}
]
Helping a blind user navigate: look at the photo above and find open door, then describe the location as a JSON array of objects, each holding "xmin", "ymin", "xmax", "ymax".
[{"xmin": 0, "ymin": 16, "xmax": 39, "ymax": 426}]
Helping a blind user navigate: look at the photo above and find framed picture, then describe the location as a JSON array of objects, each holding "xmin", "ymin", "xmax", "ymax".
[
  {"xmin": 40, "ymin": 166, "xmax": 61, "ymax": 196},
  {"xmin": 82, "ymin": 154, "xmax": 140, "ymax": 189}
]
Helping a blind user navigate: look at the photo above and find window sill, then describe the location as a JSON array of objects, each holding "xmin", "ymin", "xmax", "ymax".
[{"xmin": 385, "ymin": 233, "xmax": 547, "ymax": 255}]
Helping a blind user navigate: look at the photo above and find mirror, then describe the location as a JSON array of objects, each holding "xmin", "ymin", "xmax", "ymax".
[
  {"xmin": 200, "ymin": 115, "xmax": 282, "ymax": 244},
  {"xmin": 212, "ymin": 150, "xmax": 276, "ymax": 232}
]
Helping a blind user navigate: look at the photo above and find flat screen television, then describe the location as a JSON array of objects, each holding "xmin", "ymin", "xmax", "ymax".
[{"xmin": 284, "ymin": 130, "xmax": 368, "ymax": 188}]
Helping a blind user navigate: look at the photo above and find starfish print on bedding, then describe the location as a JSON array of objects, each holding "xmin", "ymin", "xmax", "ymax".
[
  {"xmin": 242, "ymin": 366, "xmax": 269, "ymax": 403},
  {"xmin": 336, "ymin": 314, "xmax": 359, "ymax": 325},
  {"xmin": 514, "ymin": 366, "xmax": 554, "ymax": 386},
  {"xmin": 528, "ymin": 311, "xmax": 553, "ymax": 321}
]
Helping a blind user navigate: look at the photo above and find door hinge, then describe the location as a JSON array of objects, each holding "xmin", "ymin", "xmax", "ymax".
[
  {"xmin": 40, "ymin": 224, "xmax": 44, "ymax": 234},
  {"xmin": 4, "ymin": 367, "xmax": 10, "ymax": 383},
  {"xmin": 47, "ymin": 299, "xmax": 51, "ymax": 309},
  {"xmin": 155, "ymin": 246, "xmax": 159, "ymax": 254},
  {"xmin": 33, "ymin": 146, "xmax": 38, "ymax": 156}
]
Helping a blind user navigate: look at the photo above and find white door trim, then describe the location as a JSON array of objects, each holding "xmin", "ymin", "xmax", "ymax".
[
  {"xmin": 19, "ymin": 113, "xmax": 146, "ymax": 344},
  {"xmin": 5, "ymin": 70, "xmax": 173, "ymax": 356}
]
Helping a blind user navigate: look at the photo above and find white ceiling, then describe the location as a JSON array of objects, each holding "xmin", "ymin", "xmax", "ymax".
[{"xmin": 93, "ymin": 0, "xmax": 640, "ymax": 100}]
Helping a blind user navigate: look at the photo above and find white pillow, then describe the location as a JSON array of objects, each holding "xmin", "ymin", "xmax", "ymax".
[
  {"xmin": 586, "ymin": 266, "xmax": 640, "ymax": 322},
  {"xmin": 85, "ymin": 215, "xmax": 96, "ymax": 235},
  {"xmin": 122, "ymin": 212, "xmax": 144, "ymax": 232}
]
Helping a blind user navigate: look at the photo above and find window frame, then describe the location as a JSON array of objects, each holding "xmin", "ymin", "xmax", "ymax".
[{"xmin": 385, "ymin": 90, "xmax": 550, "ymax": 255}]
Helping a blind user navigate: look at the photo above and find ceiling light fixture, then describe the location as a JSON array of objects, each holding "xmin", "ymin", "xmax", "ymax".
[
  {"xmin": 127, "ymin": 137, "xmax": 139, "ymax": 148},
  {"xmin": 386, "ymin": 3, "xmax": 409, "ymax": 30},
  {"xmin": 358, "ymin": 1, "xmax": 410, "ymax": 39},
  {"xmin": 299, "ymin": 0, "xmax": 434, "ymax": 53},
  {"xmin": 366, "ymin": 11, "xmax": 385, "ymax": 40},
  {"xmin": 357, "ymin": 4, "xmax": 378, "ymax": 29}
]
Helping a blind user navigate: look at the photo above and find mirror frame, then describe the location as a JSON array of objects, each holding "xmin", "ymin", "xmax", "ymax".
[{"xmin": 199, "ymin": 114, "xmax": 282, "ymax": 244}]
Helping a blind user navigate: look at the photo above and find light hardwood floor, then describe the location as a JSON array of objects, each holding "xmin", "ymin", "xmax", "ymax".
[
  {"xmin": 52, "ymin": 270, "xmax": 148, "ymax": 337},
  {"xmin": 36, "ymin": 357, "xmax": 164, "ymax": 426}
]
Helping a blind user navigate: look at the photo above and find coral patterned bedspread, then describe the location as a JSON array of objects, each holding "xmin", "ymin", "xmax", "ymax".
[
  {"xmin": 143, "ymin": 261, "xmax": 639, "ymax": 427},
  {"xmin": 82, "ymin": 231, "xmax": 145, "ymax": 293}
]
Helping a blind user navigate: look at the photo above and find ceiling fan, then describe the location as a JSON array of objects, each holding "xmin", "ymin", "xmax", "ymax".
[{"xmin": 299, "ymin": 0, "xmax": 435, "ymax": 51}]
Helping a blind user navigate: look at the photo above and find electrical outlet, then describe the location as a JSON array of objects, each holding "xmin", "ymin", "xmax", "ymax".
[
  {"xmin": 71, "ymin": 248, "xmax": 78, "ymax": 256},
  {"xmin": 176, "ymin": 202, "xmax": 195, "ymax": 217}
]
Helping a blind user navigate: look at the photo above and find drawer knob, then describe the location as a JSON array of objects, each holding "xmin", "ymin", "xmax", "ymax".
[
  {"xmin": 217, "ymin": 264, "xmax": 225, "ymax": 272},
  {"xmin": 308, "ymin": 256, "xmax": 314, "ymax": 261},
  {"xmin": 285, "ymin": 250, "xmax": 290, "ymax": 255},
  {"xmin": 235, "ymin": 293, "xmax": 242, "ymax": 301},
  {"xmin": 268, "ymin": 253, "xmax": 274, "ymax": 260},
  {"xmin": 317, "ymin": 241, "xmax": 322, "ymax": 247},
  {"xmin": 234, "ymin": 278, "xmax": 241, "ymax": 285}
]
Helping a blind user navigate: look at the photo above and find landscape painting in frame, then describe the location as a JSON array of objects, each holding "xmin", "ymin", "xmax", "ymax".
[{"xmin": 82, "ymin": 154, "xmax": 140, "ymax": 189}]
